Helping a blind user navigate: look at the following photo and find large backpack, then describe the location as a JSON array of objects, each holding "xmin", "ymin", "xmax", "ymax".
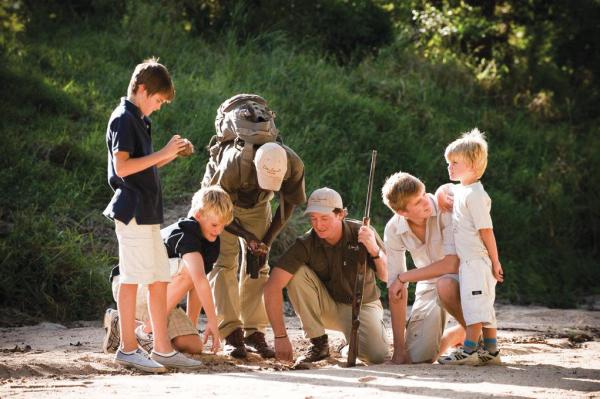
[{"xmin": 207, "ymin": 94, "xmax": 281, "ymax": 185}]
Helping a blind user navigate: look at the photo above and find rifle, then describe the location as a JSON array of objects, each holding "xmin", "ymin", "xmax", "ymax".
[{"xmin": 347, "ymin": 150, "xmax": 377, "ymax": 367}]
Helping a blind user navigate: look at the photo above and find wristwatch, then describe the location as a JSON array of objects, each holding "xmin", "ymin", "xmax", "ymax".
[{"xmin": 371, "ymin": 249, "xmax": 381, "ymax": 260}]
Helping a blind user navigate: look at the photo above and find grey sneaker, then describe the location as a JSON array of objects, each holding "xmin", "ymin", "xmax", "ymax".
[
  {"xmin": 135, "ymin": 324, "xmax": 154, "ymax": 353},
  {"xmin": 151, "ymin": 351, "xmax": 203, "ymax": 370},
  {"xmin": 102, "ymin": 308, "xmax": 120, "ymax": 354},
  {"xmin": 115, "ymin": 349, "xmax": 167, "ymax": 373}
]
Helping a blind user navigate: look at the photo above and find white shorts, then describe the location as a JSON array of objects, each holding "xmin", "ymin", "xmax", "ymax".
[
  {"xmin": 112, "ymin": 258, "xmax": 183, "ymax": 319},
  {"xmin": 406, "ymin": 284, "xmax": 448, "ymax": 363},
  {"xmin": 115, "ymin": 219, "xmax": 171, "ymax": 285},
  {"xmin": 459, "ymin": 257, "xmax": 497, "ymax": 328}
]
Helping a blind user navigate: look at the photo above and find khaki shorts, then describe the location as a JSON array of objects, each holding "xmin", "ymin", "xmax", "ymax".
[
  {"xmin": 406, "ymin": 284, "xmax": 447, "ymax": 363},
  {"xmin": 459, "ymin": 257, "xmax": 497, "ymax": 328},
  {"xmin": 115, "ymin": 219, "xmax": 170, "ymax": 285}
]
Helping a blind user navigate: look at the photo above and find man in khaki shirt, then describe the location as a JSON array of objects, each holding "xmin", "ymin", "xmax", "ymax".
[
  {"xmin": 202, "ymin": 141, "xmax": 306, "ymax": 358},
  {"xmin": 382, "ymin": 172, "xmax": 466, "ymax": 364},
  {"xmin": 264, "ymin": 187, "xmax": 389, "ymax": 364}
]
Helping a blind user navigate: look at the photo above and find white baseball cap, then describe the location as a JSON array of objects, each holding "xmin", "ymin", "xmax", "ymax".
[
  {"xmin": 254, "ymin": 142, "xmax": 287, "ymax": 191},
  {"xmin": 304, "ymin": 187, "xmax": 344, "ymax": 215}
]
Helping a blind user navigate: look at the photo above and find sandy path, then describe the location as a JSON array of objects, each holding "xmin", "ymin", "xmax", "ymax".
[{"xmin": 1, "ymin": 305, "xmax": 599, "ymax": 398}]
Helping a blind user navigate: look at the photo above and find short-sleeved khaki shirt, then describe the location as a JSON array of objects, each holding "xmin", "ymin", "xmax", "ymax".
[
  {"xmin": 203, "ymin": 144, "xmax": 306, "ymax": 209},
  {"xmin": 274, "ymin": 219, "xmax": 384, "ymax": 304},
  {"xmin": 384, "ymin": 194, "xmax": 456, "ymax": 291}
]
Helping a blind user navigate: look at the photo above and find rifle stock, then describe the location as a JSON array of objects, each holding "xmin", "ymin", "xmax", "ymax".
[{"xmin": 347, "ymin": 150, "xmax": 377, "ymax": 367}]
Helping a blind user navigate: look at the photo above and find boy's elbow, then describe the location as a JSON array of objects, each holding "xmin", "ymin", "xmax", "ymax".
[{"xmin": 114, "ymin": 163, "xmax": 129, "ymax": 178}]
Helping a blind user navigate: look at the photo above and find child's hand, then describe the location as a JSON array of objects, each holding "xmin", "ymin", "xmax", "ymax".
[
  {"xmin": 204, "ymin": 321, "xmax": 221, "ymax": 354},
  {"xmin": 492, "ymin": 261, "xmax": 504, "ymax": 283},
  {"xmin": 163, "ymin": 134, "xmax": 187, "ymax": 157}
]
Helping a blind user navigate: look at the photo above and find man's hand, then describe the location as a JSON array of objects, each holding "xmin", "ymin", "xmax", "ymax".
[
  {"xmin": 435, "ymin": 183, "xmax": 454, "ymax": 213},
  {"xmin": 358, "ymin": 226, "xmax": 379, "ymax": 257},
  {"xmin": 388, "ymin": 277, "xmax": 407, "ymax": 304},
  {"xmin": 274, "ymin": 336, "xmax": 294, "ymax": 363},
  {"xmin": 492, "ymin": 261, "xmax": 504, "ymax": 283},
  {"xmin": 248, "ymin": 241, "xmax": 269, "ymax": 256},
  {"xmin": 203, "ymin": 320, "xmax": 221, "ymax": 354}
]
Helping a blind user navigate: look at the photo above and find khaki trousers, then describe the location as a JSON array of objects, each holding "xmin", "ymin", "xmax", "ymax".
[
  {"xmin": 208, "ymin": 202, "xmax": 271, "ymax": 338},
  {"xmin": 287, "ymin": 266, "xmax": 389, "ymax": 364},
  {"xmin": 405, "ymin": 284, "xmax": 448, "ymax": 363}
]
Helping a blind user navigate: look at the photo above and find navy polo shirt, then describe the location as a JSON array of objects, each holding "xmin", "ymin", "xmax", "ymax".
[
  {"xmin": 103, "ymin": 98, "xmax": 164, "ymax": 225},
  {"xmin": 161, "ymin": 217, "xmax": 220, "ymax": 274}
]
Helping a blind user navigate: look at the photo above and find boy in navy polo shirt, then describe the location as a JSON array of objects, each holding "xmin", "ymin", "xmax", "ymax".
[{"xmin": 103, "ymin": 58, "xmax": 201, "ymax": 372}]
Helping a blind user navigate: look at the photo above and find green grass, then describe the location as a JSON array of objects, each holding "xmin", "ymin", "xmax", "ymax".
[{"xmin": 0, "ymin": 2, "xmax": 597, "ymax": 321}]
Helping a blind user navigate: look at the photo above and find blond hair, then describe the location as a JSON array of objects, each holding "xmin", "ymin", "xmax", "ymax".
[
  {"xmin": 381, "ymin": 172, "xmax": 425, "ymax": 212},
  {"xmin": 188, "ymin": 186, "xmax": 234, "ymax": 224},
  {"xmin": 127, "ymin": 57, "xmax": 175, "ymax": 101},
  {"xmin": 445, "ymin": 128, "xmax": 488, "ymax": 179}
]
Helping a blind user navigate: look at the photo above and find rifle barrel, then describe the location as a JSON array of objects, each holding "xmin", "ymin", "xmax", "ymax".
[{"xmin": 364, "ymin": 150, "xmax": 377, "ymax": 220}]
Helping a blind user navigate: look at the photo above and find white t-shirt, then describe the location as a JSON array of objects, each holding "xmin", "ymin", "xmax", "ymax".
[
  {"xmin": 384, "ymin": 194, "xmax": 456, "ymax": 293},
  {"xmin": 452, "ymin": 181, "xmax": 493, "ymax": 261}
]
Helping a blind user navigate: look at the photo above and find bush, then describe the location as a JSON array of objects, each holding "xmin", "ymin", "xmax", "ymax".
[{"xmin": 167, "ymin": 0, "xmax": 394, "ymax": 62}]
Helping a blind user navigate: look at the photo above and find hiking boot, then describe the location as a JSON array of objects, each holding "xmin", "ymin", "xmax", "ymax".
[
  {"xmin": 224, "ymin": 328, "xmax": 247, "ymax": 359},
  {"xmin": 115, "ymin": 348, "xmax": 166, "ymax": 373},
  {"xmin": 478, "ymin": 348, "xmax": 502, "ymax": 365},
  {"xmin": 102, "ymin": 308, "xmax": 120, "ymax": 354},
  {"xmin": 244, "ymin": 331, "xmax": 275, "ymax": 358},
  {"xmin": 151, "ymin": 351, "xmax": 203, "ymax": 370},
  {"xmin": 297, "ymin": 334, "xmax": 330, "ymax": 363},
  {"xmin": 438, "ymin": 347, "xmax": 479, "ymax": 365},
  {"xmin": 135, "ymin": 324, "xmax": 154, "ymax": 353}
]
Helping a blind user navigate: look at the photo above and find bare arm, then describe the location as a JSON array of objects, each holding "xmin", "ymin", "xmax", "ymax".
[
  {"xmin": 156, "ymin": 154, "xmax": 179, "ymax": 168},
  {"xmin": 388, "ymin": 280, "xmax": 410, "ymax": 364},
  {"xmin": 181, "ymin": 252, "xmax": 221, "ymax": 352},
  {"xmin": 262, "ymin": 200, "xmax": 295, "ymax": 247},
  {"xmin": 479, "ymin": 228, "xmax": 504, "ymax": 282},
  {"xmin": 263, "ymin": 267, "xmax": 294, "ymax": 362},
  {"xmin": 113, "ymin": 135, "xmax": 186, "ymax": 177},
  {"xmin": 186, "ymin": 288, "xmax": 201, "ymax": 327},
  {"xmin": 397, "ymin": 255, "xmax": 459, "ymax": 283}
]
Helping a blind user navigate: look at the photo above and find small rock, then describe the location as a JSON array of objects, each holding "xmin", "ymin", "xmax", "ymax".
[{"xmin": 358, "ymin": 376, "xmax": 377, "ymax": 383}]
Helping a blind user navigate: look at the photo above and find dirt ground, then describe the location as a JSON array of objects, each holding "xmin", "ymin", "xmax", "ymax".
[{"xmin": 0, "ymin": 304, "xmax": 599, "ymax": 398}]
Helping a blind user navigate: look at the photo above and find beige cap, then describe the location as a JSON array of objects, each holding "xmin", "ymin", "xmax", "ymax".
[
  {"xmin": 254, "ymin": 142, "xmax": 287, "ymax": 191},
  {"xmin": 304, "ymin": 187, "xmax": 343, "ymax": 215}
]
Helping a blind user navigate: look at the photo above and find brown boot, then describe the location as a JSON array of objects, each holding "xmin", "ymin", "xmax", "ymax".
[
  {"xmin": 224, "ymin": 328, "xmax": 247, "ymax": 359},
  {"xmin": 244, "ymin": 331, "xmax": 275, "ymax": 358},
  {"xmin": 298, "ymin": 334, "xmax": 330, "ymax": 363}
]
